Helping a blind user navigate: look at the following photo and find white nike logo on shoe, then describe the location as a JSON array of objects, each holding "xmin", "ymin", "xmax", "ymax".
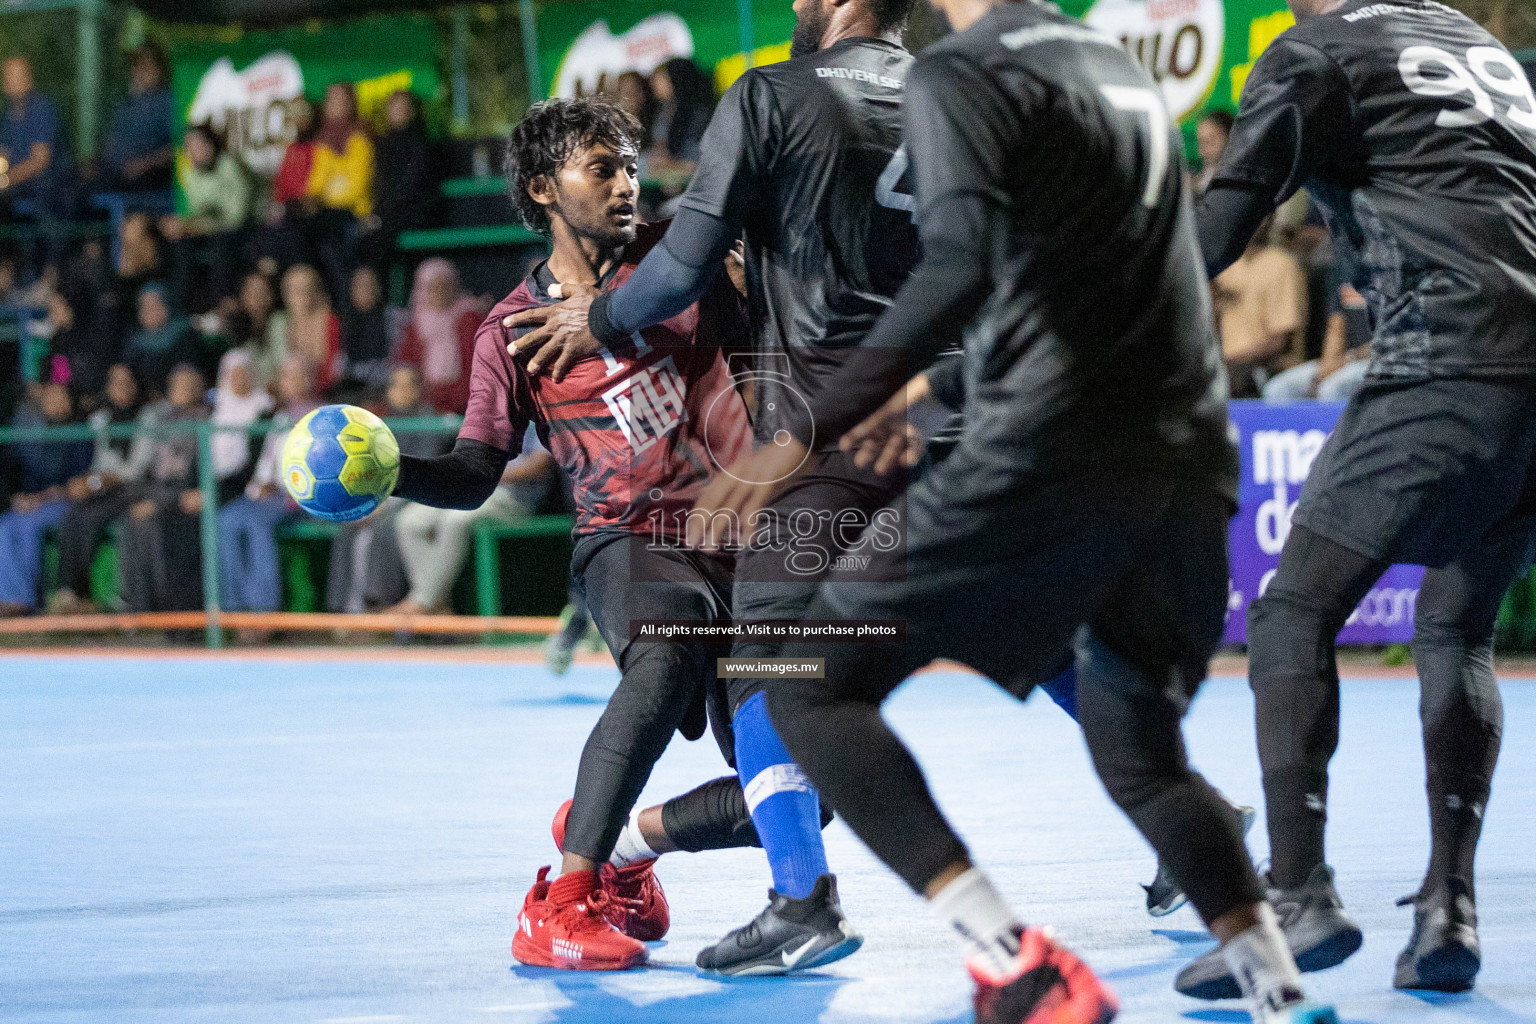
[{"xmin": 781, "ymin": 936, "xmax": 820, "ymax": 968}]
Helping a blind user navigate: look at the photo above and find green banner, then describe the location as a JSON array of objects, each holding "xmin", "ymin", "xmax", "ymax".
[
  {"xmin": 533, "ymin": 0, "xmax": 795, "ymax": 100},
  {"xmin": 167, "ymin": 16, "xmax": 440, "ymax": 179}
]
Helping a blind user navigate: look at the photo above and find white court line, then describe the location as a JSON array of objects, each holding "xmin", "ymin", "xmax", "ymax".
[
  {"xmin": 316, "ymin": 1017, "xmax": 408, "ymax": 1023},
  {"xmin": 476, "ymin": 1003, "xmax": 566, "ymax": 1013}
]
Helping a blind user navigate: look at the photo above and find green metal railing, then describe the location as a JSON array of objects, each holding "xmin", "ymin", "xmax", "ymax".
[{"xmin": 0, "ymin": 413, "xmax": 461, "ymax": 648}]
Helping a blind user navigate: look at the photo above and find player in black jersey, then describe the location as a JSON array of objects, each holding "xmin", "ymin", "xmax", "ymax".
[
  {"xmin": 690, "ymin": 2, "xmax": 1337, "ymax": 1023},
  {"xmin": 1178, "ymin": 0, "xmax": 1536, "ymax": 998},
  {"xmin": 507, "ymin": 0, "xmax": 921, "ymax": 975}
]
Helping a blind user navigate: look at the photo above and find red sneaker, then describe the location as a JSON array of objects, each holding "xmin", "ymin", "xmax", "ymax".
[
  {"xmin": 551, "ymin": 799, "xmax": 671, "ymax": 941},
  {"xmin": 512, "ymin": 868, "xmax": 648, "ymax": 971},
  {"xmin": 971, "ymin": 928, "xmax": 1119, "ymax": 1024}
]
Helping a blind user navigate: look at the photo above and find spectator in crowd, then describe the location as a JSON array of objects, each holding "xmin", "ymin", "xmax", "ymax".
[
  {"xmin": 389, "ymin": 426, "xmax": 555, "ymax": 615},
  {"xmin": 614, "ymin": 71, "xmax": 654, "ymax": 147},
  {"xmin": 1193, "ymin": 109, "xmax": 1234, "ymax": 194},
  {"xmin": 277, "ymin": 263, "xmax": 342, "ymax": 394},
  {"xmin": 307, "ymin": 82, "xmax": 373, "ymax": 297},
  {"xmin": 255, "ymin": 96, "xmax": 319, "ymax": 277},
  {"xmin": 223, "ymin": 270, "xmax": 285, "ymax": 365},
  {"xmin": 162, "ymin": 124, "xmax": 252, "ymax": 310},
  {"xmin": 217, "ymin": 354, "xmax": 319, "ymax": 626},
  {"xmin": 1262, "ymin": 267, "xmax": 1373, "ymax": 404},
  {"xmin": 47, "ymin": 364, "xmax": 154, "ymax": 613},
  {"xmin": 101, "ymin": 44, "xmax": 174, "ymax": 193},
  {"xmin": 119, "ymin": 364, "xmax": 209, "ymax": 613},
  {"xmin": 208, "ymin": 347, "xmax": 272, "ymax": 488},
  {"xmin": 124, "ymin": 282, "xmax": 198, "ymax": 396},
  {"xmin": 0, "ymin": 249, "xmax": 21, "ymax": 306},
  {"xmin": 107, "ymin": 211, "xmax": 166, "ymax": 346},
  {"xmin": 648, "ymin": 58, "xmax": 713, "ymax": 169},
  {"xmin": 0, "ymin": 381, "xmax": 94, "ymax": 614},
  {"xmin": 396, "ymin": 257, "xmax": 481, "ymax": 413},
  {"xmin": 360, "ymin": 89, "xmax": 434, "ymax": 266},
  {"xmin": 326, "ymin": 364, "xmax": 447, "ymax": 615},
  {"xmin": 339, "ymin": 264, "xmax": 392, "ymax": 397},
  {"xmin": 32, "ymin": 280, "xmax": 114, "ymax": 398},
  {"xmin": 1212, "ymin": 218, "xmax": 1307, "ymax": 398},
  {"xmin": 0, "ymin": 57, "xmax": 72, "ymax": 215}
]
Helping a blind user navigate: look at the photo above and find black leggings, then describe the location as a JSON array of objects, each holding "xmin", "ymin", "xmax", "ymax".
[{"xmin": 1250, "ymin": 524, "xmax": 1524, "ymax": 893}]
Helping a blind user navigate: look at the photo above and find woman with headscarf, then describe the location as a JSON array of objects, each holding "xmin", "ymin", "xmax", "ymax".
[
  {"xmin": 209, "ymin": 348, "xmax": 274, "ymax": 488},
  {"xmin": 395, "ymin": 258, "xmax": 483, "ymax": 413},
  {"xmin": 123, "ymin": 282, "xmax": 199, "ymax": 396},
  {"xmin": 307, "ymin": 82, "xmax": 374, "ymax": 299},
  {"xmin": 48, "ymin": 364, "xmax": 156, "ymax": 613},
  {"xmin": 161, "ymin": 123, "xmax": 253, "ymax": 310},
  {"xmin": 277, "ymin": 263, "xmax": 342, "ymax": 395}
]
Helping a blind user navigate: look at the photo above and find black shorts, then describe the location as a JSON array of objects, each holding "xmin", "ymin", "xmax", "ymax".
[
  {"xmin": 573, "ymin": 532, "xmax": 738, "ymax": 756},
  {"xmin": 1292, "ymin": 377, "xmax": 1536, "ymax": 568}
]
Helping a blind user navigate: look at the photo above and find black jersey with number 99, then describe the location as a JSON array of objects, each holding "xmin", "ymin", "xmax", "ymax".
[{"xmin": 1214, "ymin": 0, "xmax": 1536, "ymax": 381}]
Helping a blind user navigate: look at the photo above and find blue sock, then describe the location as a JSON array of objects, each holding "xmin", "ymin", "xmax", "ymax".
[
  {"xmin": 1038, "ymin": 663, "xmax": 1078, "ymax": 720},
  {"xmin": 733, "ymin": 691, "xmax": 829, "ymax": 899}
]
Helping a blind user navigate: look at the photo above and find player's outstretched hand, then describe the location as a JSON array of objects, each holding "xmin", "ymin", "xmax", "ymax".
[
  {"xmin": 503, "ymin": 282, "xmax": 602, "ymax": 381},
  {"xmin": 839, "ymin": 372, "xmax": 932, "ymax": 475},
  {"xmin": 690, "ymin": 438, "xmax": 811, "ymax": 551}
]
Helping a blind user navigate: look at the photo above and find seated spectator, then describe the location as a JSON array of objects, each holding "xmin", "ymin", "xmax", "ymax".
[
  {"xmin": 223, "ymin": 270, "xmax": 286, "ymax": 368},
  {"xmin": 47, "ymin": 365, "xmax": 154, "ymax": 613},
  {"xmin": 1193, "ymin": 109, "xmax": 1234, "ymax": 194},
  {"xmin": 253, "ymin": 97, "xmax": 318, "ymax": 278},
  {"xmin": 613, "ymin": 71, "xmax": 654, "ymax": 146},
  {"xmin": 339, "ymin": 264, "xmax": 392, "ymax": 397},
  {"xmin": 31, "ymin": 280, "xmax": 115, "ymax": 398},
  {"xmin": 118, "ymin": 364, "xmax": 209, "ymax": 612},
  {"xmin": 1262, "ymin": 269, "xmax": 1373, "ymax": 405},
  {"xmin": 390, "ymin": 426, "xmax": 555, "ymax": 615},
  {"xmin": 101, "ymin": 44, "xmax": 174, "ymax": 193},
  {"xmin": 162, "ymin": 124, "xmax": 252, "ymax": 310},
  {"xmin": 0, "ymin": 249, "xmax": 21, "ymax": 306},
  {"xmin": 360, "ymin": 89, "xmax": 435, "ymax": 266},
  {"xmin": 646, "ymin": 58, "xmax": 712, "ymax": 198},
  {"xmin": 0, "ymin": 56, "xmax": 73, "ymax": 214},
  {"xmin": 0, "ymin": 381, "xmax": 94, "ymax": 614},
  {"xmin": 326, "ymin": 364, "xmax": 447, "ymax": 615},
  {"xmin": 397, "ymin": 258, "xmax": 482, "ymax": 413},
  {"xmin": 209, "ymin": 348, "xmax": 273, "ymax": 487},
  {"xmin": 1213, "ymin": 220, "xmax": 1307, "ymax": 398},
  {"xmin": 124, "ymin": 283, "xmax": 198, "ymax": 396},
  {"xmin": 278, "ymin": 263, "xmax": 342, "ymax": 394},
  {"xmin": 217, "ymin": 354, "xmax": 320, "ymax": 625},
  {"xmin": 307, "ymin": 82, "xmax": 373, "ymax": 298},
  {"xmin": 106, "ymin": 211, "xmax": 166, "ymax": 347}
]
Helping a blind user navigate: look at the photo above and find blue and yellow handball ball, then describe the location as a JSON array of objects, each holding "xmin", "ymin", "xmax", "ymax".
[{"xmin": 281, "ymin": 404, "xmax": 400, "ymax": 522}]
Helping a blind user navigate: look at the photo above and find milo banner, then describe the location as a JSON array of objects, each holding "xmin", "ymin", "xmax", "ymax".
[
  {"xmin": 533, "ymin": 0, "xmax": 1294, "ymax": 140},
  {"xmin": 533, "ymin": 0, "xmax": 796, "ymax": 99},
  {"xmin": 167, "ymin": 16, "xmax": 439, "ymax": 177},
  {"xmin": 1225, "ymin": 401, "xmax": 1424, "ymax": 646}
]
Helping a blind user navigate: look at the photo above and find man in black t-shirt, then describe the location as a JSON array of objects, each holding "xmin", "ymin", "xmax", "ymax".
[
  {"xmin": 692, "ymin": 2, "xmax": 1338, "ymax": 1023},
  {"xmin": 1184, "ymin": 0, "xmax": 1536, "ymax": 998}
]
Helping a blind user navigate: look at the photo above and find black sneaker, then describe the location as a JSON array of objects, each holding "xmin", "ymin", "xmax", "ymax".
[
  {"xmin": 1145, "ymin": 805, "xmax": 1257, "ymax": 917},
  {"xmin": 695, "ymin": 874, "xmax": 863, "ymax": 976},
  {"xmin": 1175, "ymin": 864, "xmax": 1363, "ymax": 1000},
  {"xmin": 1394, "ymin": 876, "xmax": 1480, "ymax": 992}
]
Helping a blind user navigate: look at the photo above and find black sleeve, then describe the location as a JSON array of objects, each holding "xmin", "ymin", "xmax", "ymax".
[
  {"xmin": 782, "ymin": 55, "xmax": 1014, "ymax": 445},
  {"xmin": 588, "ymin": 72, "xmax": 772, "ymax": 346},
  {"xmin": 924, "ymin": 350, "xmax": 966, "ymax": 411},
  {"xmin": 1195, "ymin": 180, "xmax": 1276, "ymax": 279},
  {"xmin": 589, "ymin": 206, "xmax": 737, "ymax": 345},
  {"xmin": 394, "ymin": 437, "xmax": 509, "ymax": 511}
]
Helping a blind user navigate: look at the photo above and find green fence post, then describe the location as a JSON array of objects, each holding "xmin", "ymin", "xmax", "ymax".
[
  {"xmin": 197, "ymin": 423, "xmax": 223, "ymax": 648},
  {"xmin": 451, "ymin": 6, "xmax": 471, "ymax": 134},
  {"xmin": 75, "ymin": 0, "xmax": 103, "ymax": 159},
  {"xmin": 736, "ymin": 0, "xmax": 755, "ymax": 71},
  {"xmin": 519, "ymin": 0, "xmax": 543, "ymax": 101}
]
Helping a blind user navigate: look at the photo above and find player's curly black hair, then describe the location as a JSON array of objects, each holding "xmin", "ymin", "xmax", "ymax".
[
  {"xmin": 868, "ymin": 0, "xmax": 917, "ymax": 34},
  {"xmin": 504, "ymin": 97, "xmax": 643, "ymax": 235}
]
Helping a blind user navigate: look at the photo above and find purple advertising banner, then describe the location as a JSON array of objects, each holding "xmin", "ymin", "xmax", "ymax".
[{"xmin": 1224, "ymin": 400, "xmax": 1423, "ymax": 645}]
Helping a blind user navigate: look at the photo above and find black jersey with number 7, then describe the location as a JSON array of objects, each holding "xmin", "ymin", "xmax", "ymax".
[{"xmin": 1214, "ymin": 0, "xmax": 1536, "ymax": 381}]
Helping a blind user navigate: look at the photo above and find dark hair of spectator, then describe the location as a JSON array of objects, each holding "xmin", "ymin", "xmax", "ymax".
[
  {"xmin": 660, "ymin": 58, "xmax": 713, "ymax": 118},
  {"xmin": 504, "ymin": 97, "xmax": 642, "ymax": 235},
  {"xmin": 865, "ymin": 0, "xmax": 917, "ymax": 34},
  {"xmin": 1200, "ymin": 108, "xmax": 1236, "ymax": 134},
  {"xmin": 184, "ymin": 123, "xmax": 223, "ymax": 159}
]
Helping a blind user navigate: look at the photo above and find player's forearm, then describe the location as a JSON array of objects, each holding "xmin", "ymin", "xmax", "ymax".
[
  {"xmin": 589, "ymin": 207, "xmax": 737, "ymax": 346},
  {"xmin": 395, "ymin": 437, "xmax": 508, "ymax": 510},
  {"xmin": 1196, "ymin": 182, "xmax": 1275, "ymax": 279}
]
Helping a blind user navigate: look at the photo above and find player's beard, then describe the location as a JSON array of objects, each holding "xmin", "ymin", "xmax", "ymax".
[{"xmin": 790, "ymin": 0, "xmax": 832, "ymax": 58}]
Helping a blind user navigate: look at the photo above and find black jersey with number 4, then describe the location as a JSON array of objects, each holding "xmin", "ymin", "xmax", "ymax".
[
  {"xmin": 1214, "ymin": 0, "xmax": 1536, "ymax": 380},
  {"xmin": 677, "ymin": 38, "xmax": 920, "ymax": 445},
  {"xmin": 895, "ymin": 4, "xmax": 1233, "ymax": 493}
]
